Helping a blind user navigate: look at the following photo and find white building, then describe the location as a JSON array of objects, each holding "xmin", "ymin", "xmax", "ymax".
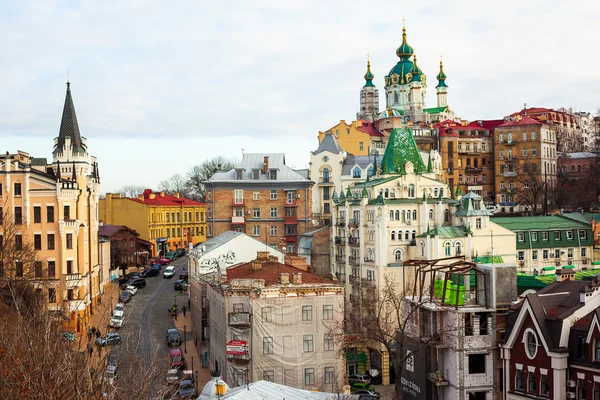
[{"xmin": 205, "ymin": 252, "xmax": 345, "ymax": 392}]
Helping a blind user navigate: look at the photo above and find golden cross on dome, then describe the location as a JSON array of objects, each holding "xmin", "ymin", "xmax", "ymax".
[
  {"xmin": 367, "ymin": 53, "xmax": 371, "ymax": 62},
  {"xmin": 402, "ymin": 16, "xmax": 406, "ymax": 28}
]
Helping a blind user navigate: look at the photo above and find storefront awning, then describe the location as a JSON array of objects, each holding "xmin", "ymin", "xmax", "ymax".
[
  {"xmin": 542, "ymin": 266, "xmax": 556, "ymax": 271},
  {"xmin": 563, "ymin": 265, "xmax": 575, "ymax": 269}
]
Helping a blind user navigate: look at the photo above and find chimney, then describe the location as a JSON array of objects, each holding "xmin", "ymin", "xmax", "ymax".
[
  {"xmin": 263, "ymin": 156, "xmax": 269, "ymax": 174},
  {"xmin": 251, "ymin": 259, "xmax": 262, "ymax": 271},
  {"xmin": 159, "ymin": 192, "xmax": 165, "ymax": 197},
  {"xmin": 292, "ymin": 272, "xmax": 302, "ymax": 285},
  {"xmin": 280, "ymin": 272, "xmax": 290, "ymax": 285},
  {"xmin": 284, "ymin": 255, "xmax": 309, "ymax": 272},
  {"xmin": 256, "ymin": 251, "xmax": 270, "ymax": 260}
]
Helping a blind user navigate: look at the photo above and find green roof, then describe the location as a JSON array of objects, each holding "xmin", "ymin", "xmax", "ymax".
[
  {"xmin": 361, "ymin": 176, "xmax": 398, "ymax": 188},
  {"xmin": 364, "ymin": 60, "xmax": 375, "ymax": 87},
  {"xmin": 380, "ymin": 127, "xmax": 427, "ymax": 175},
  {"xmin": 369, "ymin": 198, "xmax": 458, "ymax": 206},
  {"xmin": 541, "ymin": 266, "xmax": 556, "ymax": 271},
  {"xmin": 517, "ymin": 268, "xmax": 600, "ymax": 292},
  {"xmin": 491, "ymin": 215, "xmax": 591, "ymax": 230},
  {"xmin": 563, "ymin": 265, "xmax": 575, "ymax": 269},
  {"xmin": 418, "ymin": 225, "xmax": 467, "ymax": 239},
  {"xmin": 424, "ymin": 106, "xmax": 447, "ymax": 114},
  {"xmin": 474, "ymin": 255, "xmax": 504, "ymax": 264}
]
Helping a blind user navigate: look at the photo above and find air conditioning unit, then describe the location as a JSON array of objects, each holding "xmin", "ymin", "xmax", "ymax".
[
  {"xmin": 296, "ymin": 194, "xmax": 301, "ymax": 199},
  {"xmin": 566, "ymin": 393, "xmax": 576, "ymax": 399},
  {"xmin": 567, "ymin": 380, "xmax": 576, "ymax": 388}
]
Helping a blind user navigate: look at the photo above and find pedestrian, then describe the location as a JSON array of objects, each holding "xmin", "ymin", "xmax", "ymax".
[
  {"xmin": 87, "ymin": 343, "xmax": 93, "ymax": 357},
  {"xmin": 96, "ymin": 329, "xmax": 101, "ymax": 338},
  {"xmin": 173, "ymin": 305, "xmax": 178, "ymax": 320},
  {"xmin": 96, "ymin": 344, "xmax": 102, "ymax": 356},
  {"xmin": 182, "ymin": 305, "xmax": 187, "ymax": 317},
  {"xmin": 87, "ymin": 328, "xmax": 92, "ymax": 342}
]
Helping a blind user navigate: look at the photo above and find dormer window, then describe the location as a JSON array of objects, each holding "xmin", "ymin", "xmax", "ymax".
[
  {"xmin": 235, "ymin": 169, "xmax": 243, "ymax": 180},
  {"xmin": 252, "ymin": 169, "xmax": 259, "ymax": 180},
  {"xmin": 269, "ymin": 169, "xmax": 277, "ymax": 180},
  {"xmin": 353, "ymin": 168, "xmax": 361, "ymax": 178}
]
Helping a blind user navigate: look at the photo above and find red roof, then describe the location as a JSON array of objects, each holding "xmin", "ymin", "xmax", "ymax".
[
  {"xmin": 226, "ymin": 261, "xmax": 336, "ymax": 286},
  {"xmin": 99, "ymin": 225, "xmax": 139, "ymax": 238},
  {"xmin": 356, "ymin": 120, "xmax": 383, "ymax": 137},
  {"xmin": 510, "ymin": 107, "xmax": 553, "ymax": 116},
  {"xmin": 128, "ymin": 189, "xmax": 205, "ymax": 206},
  {"xmin": 498, "ymin": 116, "xmax": 542, "ymax": 127}
]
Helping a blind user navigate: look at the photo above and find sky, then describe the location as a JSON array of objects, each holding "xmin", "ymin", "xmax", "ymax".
[{"xmin": 1, "ymin": 0, "xmax": 600, "ymax": 193}]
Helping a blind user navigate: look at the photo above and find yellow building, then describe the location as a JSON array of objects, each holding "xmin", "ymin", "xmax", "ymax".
[
  {"xmin": 0, "ymin": 81, "xmax": 103, "ymax": 334},
  {"xmin": 100, "ymin": 190, "xmax": 207, "ymax": 256},
  {"xmin": 317, "ymin": 119, "xmax": 383, "ymax": 156}
]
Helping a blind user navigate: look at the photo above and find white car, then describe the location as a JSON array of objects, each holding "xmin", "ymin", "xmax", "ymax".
[
  {"xmin": 126, "ymin": 286, "xmax": 138, "ymax": 296},
  {"xmin": 110, "ymin": 311, "xmax": 124, "ymax": 328},
  {"xmin": 113, "ymin": 303, "xmax": 125, "ymax": 314},
  {"xmin": 164, "ymin": 266, "xmax": 175, "ymax": 279}
]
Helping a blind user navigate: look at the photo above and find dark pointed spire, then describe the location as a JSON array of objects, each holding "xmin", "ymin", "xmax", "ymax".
[
  {"xmin": 71, "ymin": 161, "xmax": 76, "ymax": 181},
  {"xmin": 96, "ymin": 162, "xmax": 101, "ymax": 184},
  {"xmin": 55, "ymin": 160, "xmax": 61, "ymax": 180},
  {"xmin": 54, "ymin": 81, "xmax": 86, "ymax": 155},
  {"xmin": 372, "ymin": 151, "xmax": 377, "ymax": 178}
]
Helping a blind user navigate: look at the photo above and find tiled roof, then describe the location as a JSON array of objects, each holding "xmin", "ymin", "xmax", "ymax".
[
  {"xmin": 341, "ymin": 154, "xmax": 383, "ymax": 175},
  {"xmin": 129, "ymin": 189, "xmax": 205, "ymax": 206},
  {"xmin": 30, "ymin": 157, "xmax": 48, "ymax": 166},
  {"xmin": 356, "ymin": 120, "xmax": 383, "ymax": 137},
  {"xmin": 208, "ymin": 153, "xmax": 309, "ymax": 182},
  {"xmin": 226, "ymin": 261, "xmax": 336, "ymax": 286},
  {"xmin": 380, "ymin": 127, "xmax": 427, "ymax": 174},
  {"xmin": 99, "ymin": 225, "xmax": 127, "ymax": 237},
  {"xmin": 510, "ymin": 107, "xmax": 553, "ymax": 116},
  {"xmin": 313, "ymin": 133, "xmax": 343, "ymax": 155},
  {"xmin": 497, "ymin": 116, "xmax": 542, "ymax": 127}
]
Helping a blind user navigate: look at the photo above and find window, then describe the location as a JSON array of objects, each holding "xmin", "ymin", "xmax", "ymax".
[
  {"xmin": 540, "ymin": 373, "xmax": 549, "ymax": 396},
  {"xmin": 303, "ymin": 335, "xmax": 314, "ymax": 352},
  {"xmin": 518, "ymin": 232, "xmax": 525, "ymax": 242},
  {"xmin": 33, "ymin": 206, "xmax": 41, "ymax": 223},
  {"xmin": 233, "ymin": 303, "xmax": 243, "ymax": 313},
  {"xmin": 353, "ymin": 168, "xmax": 361, "ymax": 178},
  {"xmin": 429, "ymin": 209, "xmax": 434, "ymax": 220},
  {"xmin": 253, "ymin": 192, "xmax": 260, "ymax": 200},
  {"xmin": 554, "ymin": 249, "xmax": 561, "ymax": 259},
  {"xmin": 269, "ymin": 170, "xmax": 277, "ymax": 180},
  {"xmin": 394, "ymin": 249, "xmax": 402, "ymax": 261},
  {"xmin": 270, "ymin": 207, "xmax": 278, "ymax": 218},
  {"xmin": 232, "ymin": 369, "xmax": 244, "ymax": 387},
  {"xmin": 517, "ymin": 251, "xmax": 524, "ymax": 261},
  {"xmin": 468, "ymin": 353, "xmax": 486, "ymax": 374},
  {"xmin": 582, "ymin": 248, "xmax": 588, "ymax": 257},
  {"xmin": 408, "ymin": 184, "xmax": 415, "ymax": 198},
  {"xmin": 593, "ymin": 382, "xmax": 600, "ymax": 400},
  {"xmin": 566, "ymin": 231, "xmax": 573, "ymax": 240},
  {"xmin": 270, "ymin": 225, "xmax": 277, "ymax": 236},
  {"xmin": 270, "ymin": 190, "xmax": 277, "ymax": 200},
  {"xmin": 542, "ymin": 232, "xmax": 548, "ymax": 241},
  {"xmin": 595, "ymin": 339, "xmax": 600, "ymax": 360},
  {"xmin": 34, "ymin": 261, "xmax": 42, "ymax": 278},
  {"xmin": 263, "ymin": 337, "xmax": 274, "ymax": 354},
  {"xmin": 532, "ymin": 250, "xmax": 538, "ymax": 260},
  {"xmin": 531, "ymin": 232, "xmax": 538, "ymax": 241},
  {"xmin": 66, "ymin": 233, "xmax": 73, "ymax": 249},
  {"xmin": 15, "ymin": 235, "xmax": 23, "ymax": 251},
  {"xmin": 252, "ymin": 170, "xmax": 259, "ymax": 180},
  {"xmin": 302, "ymin": 305, "xmax": 312, "ymax": 321},
  {"xmin": 532, "ymin": 147, "xmax": 537, "ymax": 156},
  {"xmin": 526, "ymin": 331, "xmax": 538, "ymax": 358},
  {"xmin": 48, "ymin": 261, "xmax": 55, "ymax": 278},
  {"xmin": 304, "ymin": 368, "xmax": 315, "ymax": 386},
  {"xmin": 444, "ymin": 242, "xmax": 451, "ymax": 256},
  {"xmin": 580, "ymin": 230, "xmax": 588, "ymax": 240},
  {"xmin": 554, "ymin": 231, "xmax": 560, "ymax": 240},
  {"xmin": 528, "ymin": 372, "xmax": 536, "ymax": 393},
  {"xmin": 324, "ymin": 334, "xmax": 334, "ymax": 351},
  {"xmin": 515, "ymin": 369, "xmax": 524, "ymax": 391},
  {"xmin": 64, "ymin": 205, "xmax": 70, "ymax": 220},
  {"xmin": 252, "ymin": 225, "xmax": 260, "ymax": 236},
  {"xmin": 261, "ymin": 307, "xmax": 272, "ymax": 322},
  {"xmin": 322, "ymin": 168, "xmax": 330, "ymax": 183},
  {"xmin": 263, "ymin": 370, "xmax": 274, "ymax": 382},
  {"xmin": 16, "ymin": 261, "xmax": 23, "ymax": 277},
  {"xmin": 523, "ymin": 148, "xmax": 528, "ymax": 156},
  {"xmin": 34, "ymin": 234, "xmax": 41, "ymax": 250},
  {"xmin": 476, "ymin": 218, "xmax": 482, "ymax": 229},
  {"xmin": 323, "ymin": 305, "xmax": 333, "ymax": 320},
  {"xmin": 15, "ymin": 207, "xmax": 22, "ymax": 225},
  {"xmin": 323, "ymin": 186, "xmax": 330, "ymax": 200},
  {"xmin": 391, "ymin": 231, "xmax": 395, "ymax": 241},
  {"xmin": 359, "ymin": 142, "xmax": 364, "ymax": 151},
  {"xmin": 578, "ymin": 378, "xmax": 587, "ymax": 399},
  {"xmin": 14, "ymin": 182, "xmax": 22, "ymax": 196},
  {"xmin": 66, "ymin": 260, "xmax": 73, "ymax": 274},
  {"xmin": 234, "ymin": 190, "xmax": 243, "ymax": 204},
  {"xmin": 568, "ymin": 248, "xmax": 574, "ymax": 258},
  {"xmin": 48, "ymin": 288, "xmax": 56, "ymax": 303},
  {"xmin": 532, "ymin": 131, "xmax": 537, "ymax": 140},
  {"xmin": 324, "ymin": 367, "xmax": 334, "ymax": 384},
  {"xmin": 543, "ymin": 250, "xmax": 549, "ymax": 259},
  {"xmin": 577, "ymin": 336, "xmax": 588, "ymax": 358}
]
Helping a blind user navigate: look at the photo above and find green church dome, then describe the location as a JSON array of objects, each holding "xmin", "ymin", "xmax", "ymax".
[
  {"xmin": 364, "ymin": 60, "xmax": 375, "ymax": 87},
  {"xmin": 395, "ymin": 27, "xmax": 414, "ymax": 60},
  {"xmin": 410, "ymin": 55, "xmax": 423, "ymax": 82},
  {"xmin": 436, "ymin": 59, "xmax": 448, "ymax": 88}
]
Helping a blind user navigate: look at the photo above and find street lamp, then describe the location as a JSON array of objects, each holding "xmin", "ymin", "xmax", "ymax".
[
  {"xmin": 195, "ymin": 370, "xmax": 199, "ymax": 392},
  {"xmin": 184, "ymin": 325, "xmax": 187, "ymax": 353}
]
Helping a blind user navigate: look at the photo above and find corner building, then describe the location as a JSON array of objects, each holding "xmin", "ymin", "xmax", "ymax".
[{"xmin": 0, "ymin": 82, "xmax": 102, "ymax": 332}]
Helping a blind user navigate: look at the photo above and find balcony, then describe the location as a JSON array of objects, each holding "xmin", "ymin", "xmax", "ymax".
[
  {"xmin": 465, "ymin": 167, "xmax": 482, "ymax": 173},
  {"xmin": 319, "ymin": 177, "xmax": 334, "ymax": 186},
  {"xmin": 336, "ymin": 272, "xmax": 346, "ymax": 284},
  {"xmin": 348, "ymin": 219, "xmax": 360, "ymax": 228},
  {"xmin": 335, "ymin": 220, "xmax": 346, "ymax": 227},
  {"xmin": 503, "ymin": 171, "xmax": 517, "ymax": 177},
  {"xmin": 349, "ymin": 257, "xmax": 359, "ymax": 266},
  {"xmin": 228, "ymin": 312, "xmax": 251, "ymax": 326},
  {"xmin": 231, "ymin": 216, "xmax": 245, "ymax": 224},
  {"xmin": 335, "ymin": 236, "xmax": 346, "ymax": 245},
  {"xmin": 284, "ymin": 235, "xmax": 298, "ymax": 243},
  {"xmin": 505, "ymin": 157, "xmax": 517, "ymax": 162},
  {"xmin": 503, "ymin": 140, "xmax": 517, "ymax": 146},
  {"xmin": 285, "ymin": 200, "xmax": 297, "ymax": 207},
  {"xmin": 348, "ymin": 237, "xmax": 360, "ymax": 247},
  {"xmin": 66, "ymin": 273, "xmax": 82, "ymax": 288},
  {"xmin": 349, "ymin": 275, "xmax": 360, "ymax": 286},
  {"xmin": 362, "ymin": 278, "xmax": 376, "ymax": 288},
  {"xmin": 232, "ymin": 199, "xmax": 245, "ymax": 207},
  {"xmin": 335, "ymin": 254, "xmax": 345, "ymax": 263},
  {"xmin": 227, "ymin": 352, "xmax": 251, "ymax": 360},
  {"xmin": 284, "ymin": 215, "xmax": 298, "ymax": 224}
]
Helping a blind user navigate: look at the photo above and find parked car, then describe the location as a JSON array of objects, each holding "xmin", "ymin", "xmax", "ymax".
[
  {"xmin": 107, "ymin": 353, "xmax": 118, "ymax": 369},
  {"xmin": 164, "ymin": 266, "xmax": 176, "ymax": 279},
  {"xmin": 353, "ymin": 389, "xmax": 380, "ymax": 399},
  {"xmin": 110, "ymin": 310, "xmax": 124, "ymax": 328},
  {"xmin": 166, "ymin": 328, "xmax": 182, "ymax": 347},
  {"xmin": 113, "ymin": 303, "xmax": 125, "ymax": 314},
  {"xmin": 126, "ymin": 285, "xmax": 138, "ymax": 296},
  {"xmin": 169, "ymin": 348, "xmax": 185, "ymax": 370},
  {"xmin": 176, "ymin": 248, "xmax": 186, "ymax": 257},
  {"xmin": 351, "ymin": 383, "xmax": 376, "ymax": 393},
  {"xmin": 176, "ymin": 378, "xmax": 196, "ymax": 398},
  {"xmin": 129, "ymin": 278, "xmax": 147, "ymax": 288},
  {"xmin": 156, "ymin": 258, "xmax": 171, "ymax": 265},
  {"xmin": 348, "ymin": 374, "xmax": 371, "ymax": 385},
  {"xmin": 166, "ymin": 251, "xmax": 178, "ymax": 260},
  {"xmin": 174, "ymin": 279, "xmax": 186, "ymax": 291},
  {"xmin": 151, "ymin": 263, "xmax": 162, "ymax": 270},
  {"xmin": 142, "ymin": 268, "xmax": 159, "ymax": 278},
  {"xmin": 166, "ymin": 368, "xmax": 183, "ymax": 384},
  {"xmin": 96, "ymin": 333, "xmax": 122, "ymax": 346},
  {"xmin": 119, "ymin": 291, "xmax": 132, "ymax": 303},
  {"xmin": 118, "ymin": 272, "xmax": 141, "ymax": 286},
  {"xmin": 179, "ymin": 270, "xmax": 189, "ymax": 283}
]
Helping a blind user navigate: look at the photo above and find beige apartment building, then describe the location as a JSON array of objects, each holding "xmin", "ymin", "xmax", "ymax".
[
  {"xmin": 0, "ymin": 81, "xmax": 103, "ymax": 333},
  {"xmin": 205, "ymin": 252, "xmax": 345, "ymax": 391}
]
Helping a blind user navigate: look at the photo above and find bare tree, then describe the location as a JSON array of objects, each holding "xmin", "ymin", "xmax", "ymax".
[
  {"xmin": 185, "ymin": 156, "xmax": 238, "ymax": 201},
  {"xmin": 158, "ymin": 174, "xmax": 189, "ymax": 197},
  {"xmin": 556, "ymin": 126, "xmax": 583, "ymax": 153},
  {"xmin": 513, "ymin": 161, "xmax": 547, "ymax": 215},
  {"xmin": 117, "ymin": 185, "xmax": 147, "ymax": 198}
]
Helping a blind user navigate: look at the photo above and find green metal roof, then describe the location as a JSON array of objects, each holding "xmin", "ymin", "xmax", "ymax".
[
  {"xmin": 370, "ymin": 198, "xmax": 458, "ymax": 206},
  {"xmin": 380, "ymin": 127, "xmax": 427, "ymax": 175},
  {"xmin": 474, "ymin": 255, "xmax": 504, "ymax": 264},
  {"xmin": 361, "ymin": 176, "xmax": 398, "ymax": 188},
  {"xmin": 491, "ymin": 215, "xmax": 591, "ymax": 230},
  {"xmin": 424, "ymin": 106, "xmax": 447, "ymax": 114},
  {"xmin": 418, "ymin": 225, "xmax": 467, "ymax": 239}
]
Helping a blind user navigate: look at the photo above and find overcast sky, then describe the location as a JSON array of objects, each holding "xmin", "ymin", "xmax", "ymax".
[{"xmin": 2, "ymin": 0, "xmax": 599, "ymax": 193}]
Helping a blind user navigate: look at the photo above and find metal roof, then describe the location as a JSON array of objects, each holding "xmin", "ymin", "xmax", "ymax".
[
  {"xmin": 313, "ymin": 133, "xmax": 342, "ymax": 155},
  {"xmin": 491, "ymin": 215, "xmax": 591, "ymax": 230},
  {"xmin": 208, "ymin": 153, "xmax": 309, "ymax": 182},
  {"xmin": 221, "ymin": 380, "xmax": 360, "ymax": 399}
]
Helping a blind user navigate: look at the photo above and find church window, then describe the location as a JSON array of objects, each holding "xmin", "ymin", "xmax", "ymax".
[
  {"xmin": 412, "ymin": 230, "xmax": 416, "ymax": 240},
  {"xmin": 405, "ymin": 231, "xmax": 409, "ymax": 240},
  {"xmin": 412, "ymin": 210, "xmax": 417, "ymax": 220},
  {"xmin": 444, "ymin": 242, "xmax": 452, "ymax": 256},
  {"xmin": 323, "ymin": 168, "xmax": 330, "ymax": 183},
  {"xmin": 353, "ymin": 168, "xmax": 361, "ymax": 178},
  {"xmin": 444, "ymin": 209, "xmax": 450, "ymax": 222},
  {"xmin": 384, "ymin": 189, "xmax": 389, "ymax": 198},
  {"xmin": 389, "ymin": 210, "xmax": 394, "ymax": 221},
  {"xmin": 395, "ymin": 210, "xmax": 400, "ymax": 220},
  {"xmin": 420, "ymin": 241, "xmax": 425, "ymax": 256},
  {"xmin": 391, "ymin": 231, "xmax": 396, "ymax": 241},
  {"xmin": 408, "ymin": 184, "xmax": 415, "ymax": 198},
  {"xmin": 394, "ymin": 249, "xmax": 403, "ymax": 261},
  {"xmin": 434, "ymin": 188, "xmax": 438, "ymax": 198},
  {"xmin": 429, "ymin": 209, "xmax": 434, "ymax": 220},
  {"xmin": 393, "ymin": 92, "xmax": 399, "ymax": 104}
]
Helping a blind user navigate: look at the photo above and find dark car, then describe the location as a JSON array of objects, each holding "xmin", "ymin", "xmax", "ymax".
[
  {"xmin": 176, "ymin": 379, "xmax": 196, "ymax": 398},
  {"xmin": 129, "ymin": 278, "xmax": 147, "ymax": 288},
  {"xmin": 119, "ymin": 291, "xmax": 132, "ymax": 303},
  {"xmin": 118, "ymin": 272, "xmax": 141, "ymax": 286},
  {"xmin": 96, "ymin": 333, "xmax": 121, "ymax": 346},
  {"xmin": 174, "ymin": 279, "xmax": 186, "ymax": 291},
  {"xmin": 151, "ymin": 263, "xmax": 162, "ymax": 270},
  {"xmin": 142, "ymin": 268, "xmax": 159, "ymax": 278},
  {"xmin": 166, "ymin": 328, "xmax": 182, "ymax": 347},
  {"xmin": 107, "ymin": 353, "xmax": 118, "ymax": 369},
  {"xmin": 353, "ymin": 389, "xmax": 380, "ymax": 399},
  {"xmin": 176, "ymin": 248, "xmax": 186, "ymax": 257},
  {"xmin": 166, "ymin": 251, "xmax": 177, "ymax": 261},
  {"xmin": 351, "ymin": 383, "xmax": 376, "ymax": 393},
  {"xmin": 179, "ymin": 271, "xmax": 189, "ymax": 283}
]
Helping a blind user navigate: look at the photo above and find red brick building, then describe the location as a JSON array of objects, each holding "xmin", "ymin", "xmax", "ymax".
[
  {"xmin": 500, "ymin": 276, "xmax": 600, "ymax": 399},
  {"xmin": 99, "ymin": 225, "xmax": 152, "ymax": 271},
  {"xmin": 204, "ymin": 153, "xmax": 313, "ymax": 254}
]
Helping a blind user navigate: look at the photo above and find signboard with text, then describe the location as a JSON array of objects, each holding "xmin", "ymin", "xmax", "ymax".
[
  {"xmin": 226, "ymin": 340, "xmax": 248, "ymax": 355},
  {"xmin": 398, "ymin": 335, "xmax": 426, "ymax": 400}
]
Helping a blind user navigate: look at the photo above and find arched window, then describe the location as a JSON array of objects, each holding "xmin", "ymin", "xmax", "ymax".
[
  {"xmin": 434, "ymin": 188, "xmax": 438, "ymax": 198},
  {"xmin": 385, "ymin": 189, "xmax": 389, "ymax": 198},
  {"xmin": 395, "ymin": 210, "xmax": 400, "ymax": 220},
  {"xmin": 412, "ymin": 230, "xmax": 416, "ymax": 240},
  {"xmin": 444, "ymin": 209, "xmax": 450, "ymax": 223},
  {"xmin": 367, "ymin": 167, "xmax": 374, "ymax": 177},
  {"xmin": 353, "ymin": 168, "xmax": 361, "ymax": 178},
  {"xmin": 455, "ymin": 241, "xmax": 462, "ymax": 255},
  {"xmin": 405, "ymin": 231, "xmax": 410, "ymax": 240},
  {"xmin": 394, "ymin": 249, "xmax": 403, "ymax": 261},
  {"xmin": 412, "ymin": 210, "xmax": 417, "ymax": 220},
  {"xmin": 429, "ymin": 209, "xmax": 434, "ymax": 220},
  {"xmin": 440, "ymin": 189, "xmax": 444, "ymax": 198},
  {"xmin": 408, "ymin": 184, "xmax": 415, "ymax": 198},
  {"xmin": 367, "ymin": 248, "xmax": 372, "ymax": 260},
  {"xmin": 393, "ymin": 92, "xmax": 399, "ymax": 104},
  {"xmin": 391, "ymin": 231, "xmax": 396, "ymax": 240},
  {"xmin": 390, "ymin": 210, "xmax": 394, "ymax": 221},
  {"xmin": 571, "ymin": 165, "xmax": 575, "ymax": 172},
  {"xmin": 323, "ymin": 168, "xmax": 330, "ymax": 182},
  {"xmin": 419, "ymin": 241, "xmax": 425, "ymax": 256},
  {"xmin": 578, "ymin": 165, "xmax": 582, "ymax": 172},
  {"xmin": 444, "ymin": 241, "xmax": 452, "ymax": 256},
  {"xmin": 402, "ymin": 210, "xmax": 406, "ymax": 222}
]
